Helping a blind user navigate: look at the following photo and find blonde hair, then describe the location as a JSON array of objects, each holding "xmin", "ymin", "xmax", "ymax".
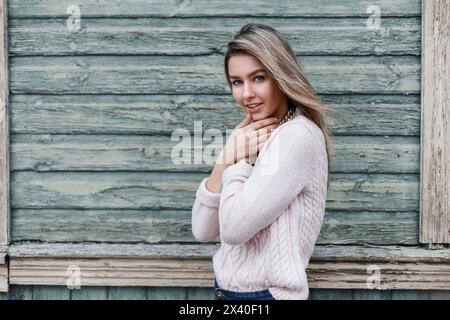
[{"xmin": 224, "ymin": 23, "xmax": 336, "ymax": 190}]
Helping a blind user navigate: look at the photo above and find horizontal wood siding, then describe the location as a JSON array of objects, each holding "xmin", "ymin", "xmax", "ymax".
[
  {"xmin": 1, "ymin": 286, "xmax": 450, "ymax": 300},
  {"xmin": 9, "ymin": 18, "xmax": 420, "ymax": 56},
  {"xmin": 9, "ymin": 1, "xmax": 422, "ymax": 247},
  {"xmin": 8, "ymin": 0, "xmax": 421, "ymax": 18}
]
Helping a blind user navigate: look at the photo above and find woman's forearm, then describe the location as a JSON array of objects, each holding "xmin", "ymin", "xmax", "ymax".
[{"xmin": 205, "ymin": 152, "xmax": 232, "ymax": 193}]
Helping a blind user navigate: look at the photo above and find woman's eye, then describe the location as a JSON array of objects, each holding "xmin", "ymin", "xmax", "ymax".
[
  {"xmin": 255, "ymin": 75, "xmax": 264, "ymax": 81},
  {"xmin": 232, "ymin": 76, "xmax": 264, "ymax": 86},
  {"xmin": 232, "ymin": 80, "xmax": 241, "ymax": 86}
]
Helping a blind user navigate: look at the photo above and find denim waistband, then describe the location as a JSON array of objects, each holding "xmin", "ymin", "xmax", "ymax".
[{"xmin": 214, "ymin": 279, "xmax": 275, "ymax": 300}]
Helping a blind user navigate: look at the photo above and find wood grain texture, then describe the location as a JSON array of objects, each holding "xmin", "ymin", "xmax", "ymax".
[
  {"xmin": 7, "ymin": 0, "xmax": 421, "ymax": 18},
  {"xmin": 11, "ymin": 209, "xmax": 418, "ymax": 245},
  {"xmin": 0, "ymin": 0, "xmax": 9, "ymax": 247},
  {"xmin": 0, "ymin": 252, "xmax": 7, "ymax": 292},
  {"xmin": 32, "ymin": 286, "xmax": 70, "ymax": 300},
  {"xmin": 10, "ymin": 135, "xmax": 419, "ymax": 173},
  {"xmin": 420, "ymin": 0, "xmax": 450, "ymax": 243},
  {"xmin": 9, "ymin": 94, "xmax": 420, "ymax": 136},
  {"xmin": 9, "ymin": 55, "xmax": 420, "ymax": 95},
  {"xmin": 4, "ymin": 286, "xmax": 447, "ymax": 300},
  {"xmin": 9, "ymin": 17, "xmax": 420, "ymax": 56},
  {"xmin": 10, "ymin": 172, "xmax": 419, "ymax": 211},
  {"xmin": 7, "ymin": 243, "xmax": 450, "ymax": 290},
  {"xmin": 70, "ymin": 286, "xmax": 107, "ymax": 299}
]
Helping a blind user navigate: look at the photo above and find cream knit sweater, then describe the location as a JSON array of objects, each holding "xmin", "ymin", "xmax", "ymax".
[{"xmin": 191, "ymin": 108, "xmax": 328, "ymax": 300}]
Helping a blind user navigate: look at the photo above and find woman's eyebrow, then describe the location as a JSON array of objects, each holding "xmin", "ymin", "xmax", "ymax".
[{"xmin": 229, "ymin": 68, "xmax": 265, "ymax": 79}]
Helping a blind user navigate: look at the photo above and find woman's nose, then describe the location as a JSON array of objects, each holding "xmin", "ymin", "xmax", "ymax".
[{"xmin": 243, "ymin": 84, "xmax": 256, "ymax": 99}]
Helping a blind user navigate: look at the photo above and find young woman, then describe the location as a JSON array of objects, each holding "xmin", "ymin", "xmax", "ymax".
[{"xmin": 191, "ymin": 23, "xmax": 335, "ymax": 300}]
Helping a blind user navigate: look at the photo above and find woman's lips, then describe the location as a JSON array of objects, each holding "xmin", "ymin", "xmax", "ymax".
[{"xmin": 246, "ymin": 103, "xmax": 263, "ymax": 113}]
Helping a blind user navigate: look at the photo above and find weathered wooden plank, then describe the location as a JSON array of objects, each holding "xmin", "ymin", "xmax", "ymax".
[
  {"xmin": 10, "ymin": 134, "xmax": 420, "ymax": 173},
  {"xmin": 9, "ymin": 243, "xmax": 450, "ymax": 262},
  {"xmin": 187, "ymin": 287, "xmax": 215, "ymax": 300},
  {"xmin": 32, "ymin": 286, "xmax": 71, "ymax": 300},
  {"xmin": 9, "ymin": 17, "xmax": 420, "ymax": 56},
  {"xmin": 4, "ymin": 286, "xmax": 32, "ymax": 300},
  {"xmin": 9, "ymin": 94, "xmax": 421, "ymax": 136},
  {"xmin": 390, "ymin": 290, "xmax": 430, "ymax": 300},
  {"xmin": 11, "ymin": 209, "xmax": 418, "ymax": 245},
  {"xmin": 11, "ymin": 209, "xmax": 195, "ymax": 243},
  {"xmin": 8, "ymin": 0, "xmax": 421, "ymax": 18},
  {"xmin": 9, "ymin": 55, "xmax": 420, "ymax": 95},
  {"xmin": 10, "ymin": 172, "xmax": 419, "ymax": 211},
  {"xmin": 428, "ymin": 291, "xmax": 450, "ymax": 300},
  {"xmin": 0, "ymin": 257, "xmax": 7, "ymax": 292},
  {"xmin": 7, "ymin": 243, "xmax": 450, "ymax": 290},
  {"xmin": 419, "ymin": 0, "xmax": 450, "ymax": 244},
  {"xmin": 309, "ymin": 289, "xmax": 353, "ymax": 300},
  {"xmin": 352, "ymin": 289, "xmax": 391, "ymax": 300},
  {"xmin": 107, "ymin": 287, "xmax": 146, "ymax": 300},
  {"xmin": 147, "ymin": 287, "xmax": 186, "ymax": 300},
  {"xmin": 0, "ymin": 0, "xmax": 9, "ymax": 247},
  {"xmin": 70, "ymin": 286, "xmax": 107, "ymax": 299}
]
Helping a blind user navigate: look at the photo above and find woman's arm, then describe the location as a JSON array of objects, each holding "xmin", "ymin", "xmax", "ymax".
[
  {"xmin": 191, "ymin": 153, "xmax": 231, "ymax": 243},
  {"xmin": 219, "ymin": 122, "xmax": 321, "ymax": 245},
  {"xmin": 205, "ymin": 152, "xmax": 232, "ymax": 193},
  {"xmin": 191, "ymin": 115, "xmax": 278, "ymax": 242}
]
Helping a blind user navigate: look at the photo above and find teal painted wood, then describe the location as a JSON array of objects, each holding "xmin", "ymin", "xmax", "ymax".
[
  {"xmin": 9, "ymin": 55, "xmax": 420, "ymax": 95},
  {"xmin": 10, "ymin": 172, "xmax": 419, "ymax": 211},
  {"xmin": 9, "ymin": 94, "xmax": 420, "ymax": 136},
  {"xmin": 390, "ymin": 290, "xmax": 431, "ymax": 300},
  {"xmin": 0, "ymin": 286, "xmax": 33, "ymax": 300},
  {"xmin": 10, "ymin": 135, "xmax": 420, "ymax": 173},
  {"xmin": 70, "ymin": 286, "xmax": 107, "ymax": 300},
  {"xmin": 7, "ymin": 0, "xmax": 421, "ymax": 18},
  {"xmin": 32, "ymin": 286, "xmax": 71, "ymax": 300},
  {"xmin": 9, "ymin": 17, "xmax": 420, "ymax": 56},
  {"xmin": 309, "ymin": 289, "xmax": 354, "ymax": 300},
  {"xmin": 352, "ymin": 289, "xmax": 391, "ymax": 300},
  {"xmin": 6, "ymin": 0, "xmax": 426, "ymax": 285},
  {"xmin": 147, "ymin": 287, "xmax": 187, "ymax": 300},
  {"xmin": 11, "ymin": 209, "xmax": 418, "ymax": 245},
  {"xmin": 107, "ymin": 287, "xmax": 147, "ymax": 300},
  {"xmin": 187, "ymin": 287, "xmax": 216, "ymax": 300},
  {"xmin": 2, "ymin": 286, "xmax": 450, "ymax": 300}
]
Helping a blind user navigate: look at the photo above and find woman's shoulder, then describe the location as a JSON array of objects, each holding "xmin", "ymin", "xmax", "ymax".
[{"xmin": 280, "ymin": 114, "xmax": 324, "ymax": 144}]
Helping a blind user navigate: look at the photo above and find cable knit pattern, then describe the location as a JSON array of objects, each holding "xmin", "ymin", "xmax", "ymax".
[{"xmin": 191, "ymin": 108, "xmax": 328, "ymax": 300}]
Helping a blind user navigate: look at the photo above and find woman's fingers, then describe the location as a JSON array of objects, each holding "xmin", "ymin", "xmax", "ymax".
[
  {"xmin": 235, "ymin": 113, "xmax": 252, "ymax": 129},
  {"xmin": 246, "ymin": 117, "xmax": 278, "ymax": 131},
  {"xmin": 245, "ymin": 124, "xmax": 277, "ymax": 141}
]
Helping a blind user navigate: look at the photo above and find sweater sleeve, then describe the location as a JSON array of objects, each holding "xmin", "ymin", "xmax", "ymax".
[
  {"xmin": 219, "ymin": 123, "xmax": 315, "ymax": 245},
  {"xmin": 191, "ymin": 177, "xmax": 221, "ymax": 243}
]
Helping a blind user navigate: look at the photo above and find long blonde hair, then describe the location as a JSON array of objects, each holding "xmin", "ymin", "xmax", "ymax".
[{"xmin": 224, "ymin": 23, "xmax": 336, "ymax": 190}]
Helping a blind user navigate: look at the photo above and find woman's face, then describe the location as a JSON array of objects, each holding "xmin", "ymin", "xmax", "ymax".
[{"xmin": 228, "ymin": 53, "xmax": 288, "ymax": 123}]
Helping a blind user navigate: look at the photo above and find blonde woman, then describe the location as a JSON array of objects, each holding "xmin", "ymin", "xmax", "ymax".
[{"xmin": 191, "ymin": 23, "xmax": 335, "ymax": 300}]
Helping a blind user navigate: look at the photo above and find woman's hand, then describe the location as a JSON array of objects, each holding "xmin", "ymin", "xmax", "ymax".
[{"xmin": 217, "ymin": 114, "xmax": 279, "ymax": 165}]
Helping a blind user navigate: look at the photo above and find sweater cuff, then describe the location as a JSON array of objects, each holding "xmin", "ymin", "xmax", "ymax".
[
  {"xmin": 196, "ymin": 177, "xmax": 221, "ymax": 208},
  {"xmin": 222, "ymin": 161, "xmax": 253, "ymax": 185}
]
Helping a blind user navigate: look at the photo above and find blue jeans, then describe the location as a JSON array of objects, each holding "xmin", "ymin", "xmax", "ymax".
[{"xmin": 214, "ymin": 279, "xmax": 275, "ymax": 300}]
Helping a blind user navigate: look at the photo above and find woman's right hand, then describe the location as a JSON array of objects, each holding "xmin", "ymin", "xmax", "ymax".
[{"xmin": 217, "ymin": 114, "xmax": 279, "ymax": 165}]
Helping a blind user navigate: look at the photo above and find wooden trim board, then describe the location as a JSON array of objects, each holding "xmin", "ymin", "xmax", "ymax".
[
  {"xmin": 7, "ymin": 243, "xmax": 450, "ymax": 290},
  {"xmin": 420, "ymin": 0, "xmax": 450, "ymax": 243}
]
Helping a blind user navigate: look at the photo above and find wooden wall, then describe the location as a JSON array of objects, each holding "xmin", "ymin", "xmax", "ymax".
[
  {"xmin": 8, "ymin": 0, "xmax": 422, "ymax": 246},
  {"xmin": 1, "ymin": 286, "xmax": 450, "ymax": 300},
  {"xmin": 4, "ymin": 0, "xmax": 438, "ymax": 299}
]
